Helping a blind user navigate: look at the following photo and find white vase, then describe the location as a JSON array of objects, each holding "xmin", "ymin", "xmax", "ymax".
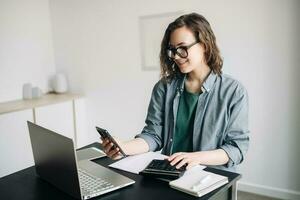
[
  {"xmin": 32, "ymin": 87, "xmax": 43, "ymax": 98},
  {"xmin": 53, "ymin": 73, "xmax": 68, "ymax": 93},
  {"xmin": 23, "ymin": 83, "xmax": 32, "ymax": 99}
]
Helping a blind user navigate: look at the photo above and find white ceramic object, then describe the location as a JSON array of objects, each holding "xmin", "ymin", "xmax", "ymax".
[
  {"xmin": 22, "ymin": 83, "xmax": 32, "ymax": 100},
  {"xmin": 53, "ymin": 73, "xmax": 68, "ymax": 93},
  {"xmin": 32, "ymin": 87, "xmax": 43, "ymax": 98}
]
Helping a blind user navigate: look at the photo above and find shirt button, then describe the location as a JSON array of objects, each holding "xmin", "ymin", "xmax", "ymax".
[{"xmin": 170, "ymin": 139, "xmax": 173, "ymax": 142}]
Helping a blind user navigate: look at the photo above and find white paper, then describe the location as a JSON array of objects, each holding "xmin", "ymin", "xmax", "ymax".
[{"xmin": 109, "ymin": 151, "xmax": 167, "ymax": 174}]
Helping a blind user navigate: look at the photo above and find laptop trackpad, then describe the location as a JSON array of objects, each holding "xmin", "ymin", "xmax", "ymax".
[{"xmin": 76, "ymin": 147, "xmax": 106, "ymax": 161}]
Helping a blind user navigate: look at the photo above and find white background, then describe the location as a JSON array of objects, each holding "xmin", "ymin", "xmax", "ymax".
[{"xmin": 0, "ymin": 0, "xmax": 299, "ymax": 199}]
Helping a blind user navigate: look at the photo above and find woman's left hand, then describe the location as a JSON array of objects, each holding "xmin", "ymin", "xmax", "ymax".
[{"xmin": 167, "ymin": 152, "xmax": 206, "ymax": 170}]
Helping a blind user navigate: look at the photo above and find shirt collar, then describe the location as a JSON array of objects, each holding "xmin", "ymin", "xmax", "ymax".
[
  {"xmin": 201, "ymin": 71, "xmax": 217, "ymax": 93},
  {"xmin": 177, "ymin": 71, "xmax": 217, "ymax": 94}
]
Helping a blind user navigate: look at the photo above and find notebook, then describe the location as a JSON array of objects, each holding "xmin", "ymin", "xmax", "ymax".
[{"xmin": 169, "ymin": 166, "xmax": 228, "ymax": 197}]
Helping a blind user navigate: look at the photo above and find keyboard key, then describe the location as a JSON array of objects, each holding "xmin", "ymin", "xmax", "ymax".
[{"xmin": 78, "ymin": 168, "xmax": 114, "ymax": 194}]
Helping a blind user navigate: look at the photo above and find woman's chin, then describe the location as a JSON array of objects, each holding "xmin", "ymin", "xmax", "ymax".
[{"xmin": 178, "ymin": 66, "xmax": 192, "ymax": 74}]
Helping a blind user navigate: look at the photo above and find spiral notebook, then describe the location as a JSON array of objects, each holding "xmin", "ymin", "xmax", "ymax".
[{"xmin": 169, "ymin": 166, "xmax": 228, "ymax": 197}]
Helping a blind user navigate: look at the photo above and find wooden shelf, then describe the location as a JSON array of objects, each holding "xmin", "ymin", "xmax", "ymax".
[{"xmin": 0, "ymin": 93, "xmax": 83, "ymax": 115}]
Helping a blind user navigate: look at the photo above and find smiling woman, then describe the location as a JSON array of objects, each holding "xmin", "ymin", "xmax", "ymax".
[
  {"xmin": 100, "ymin": 13, "xmax": 249, "ymax": 172},
  {"xmin": 160, "ymin": 13, "xmax": 223, "ymax": 82}
]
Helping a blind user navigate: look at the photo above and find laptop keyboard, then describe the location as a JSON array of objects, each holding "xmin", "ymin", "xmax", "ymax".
[{"xmin": 78, "ymin": 168, "xmax": 114, "ymax": 194}]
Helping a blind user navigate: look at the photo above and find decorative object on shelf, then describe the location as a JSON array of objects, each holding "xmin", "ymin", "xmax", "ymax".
[
  {"xmin": 52, "ymin": 73, "xmax": 68, "ymax": 93},
  {"xmin": 22, "ymin": 83, "xmax": 32, "ymax": 100},
  {"xmin": 32, "ymin": 87, "xmax": 43, "ymax": 99}
]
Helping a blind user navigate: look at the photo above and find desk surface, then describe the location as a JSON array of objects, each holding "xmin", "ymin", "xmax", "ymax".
[{"xmin": 0, "ymin": 143, "xmax": 241, "ymax": 200}]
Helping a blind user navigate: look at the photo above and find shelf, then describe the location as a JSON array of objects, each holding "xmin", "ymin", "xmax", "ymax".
[{"xmin": 0, "ymin": 93, "xmax": 83, "ymax": 115}]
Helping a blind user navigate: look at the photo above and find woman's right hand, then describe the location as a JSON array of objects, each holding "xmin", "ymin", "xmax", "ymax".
[{"xmin": 100, "ymin": 137, "xmax": 124, "ymax": 160}]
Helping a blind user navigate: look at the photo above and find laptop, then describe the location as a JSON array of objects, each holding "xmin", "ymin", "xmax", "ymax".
[
  {"xmin": 76, "ymin": 146, "xmax": 107, "ymax": 161},
  {"xmin": 27, "ymin": 121, "xmax": 135, "ymax": 200}
]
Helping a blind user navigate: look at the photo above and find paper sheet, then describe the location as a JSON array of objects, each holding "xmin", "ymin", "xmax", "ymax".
[{"xmin": 109, "ymin": 151, "xmax": 168, "ymax": 174}]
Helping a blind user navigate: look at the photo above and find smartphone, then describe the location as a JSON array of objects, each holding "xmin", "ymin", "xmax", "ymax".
[{"xmin": 96, "ymin": 126, "xmax": 127, "ymax": 157}]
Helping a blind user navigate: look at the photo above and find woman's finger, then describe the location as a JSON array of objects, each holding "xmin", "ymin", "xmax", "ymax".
[
  {"xmin": 170, "ymin": 154, "xmax": 186, "ymax": 166},
  {"xmin": 175, "ymin": 158, "xmax": 189, "ymax": 169},
  {"xmin": 168, "ymin": 152, "xmax": 183, "ymax": 161},
  {"xmin": 111, "ymin": 151, "xmax": 122, "ymax": 160},
  {"xmin": 107, "ymin": 147, "xmax": 120, "ymax": 158},
  {"xmin": 101, "ymin": 138, "xmax": 109, "ymax": 146},
  {"xmin": 105, "ymin": 142, "xmax": 115, "ymax": 154}
]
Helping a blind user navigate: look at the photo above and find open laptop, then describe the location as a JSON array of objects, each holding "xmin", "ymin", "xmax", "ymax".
[{"xmin": 27, "ymin": 121, "xmax": 135, "ymax": 200}]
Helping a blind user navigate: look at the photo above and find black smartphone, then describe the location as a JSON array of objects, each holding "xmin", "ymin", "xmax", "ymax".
[{"xmin": 96, "ymin": 126, "xmax": 127, "ymax": 157}]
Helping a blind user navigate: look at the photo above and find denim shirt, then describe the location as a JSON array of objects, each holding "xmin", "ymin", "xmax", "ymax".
[{"xmin": 135, "ymin": 72, "xmax": 249, "ymax": 172}]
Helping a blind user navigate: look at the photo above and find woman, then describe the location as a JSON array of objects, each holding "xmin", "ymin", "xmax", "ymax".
[{"xmin": 101, "ymin": 13, "xmax": 249, "ymax": 172}]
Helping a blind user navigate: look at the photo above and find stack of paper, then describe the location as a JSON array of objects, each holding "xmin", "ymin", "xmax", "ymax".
[
  {"xmin": 169, "ymin": 166, "xmax": 228, "ymax": 197},
  {"xmin": 109, "ymin": 151, "xmax": 167, "ymax": 174}
]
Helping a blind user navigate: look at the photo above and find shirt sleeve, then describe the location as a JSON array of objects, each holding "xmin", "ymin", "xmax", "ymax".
[
  {"xmin": 220, "ymin": 84, "xmax": 250, "ymax": 168},
  {"xmin": 135, "ymin": 80, "xmax": 166, "ymax": 151}
]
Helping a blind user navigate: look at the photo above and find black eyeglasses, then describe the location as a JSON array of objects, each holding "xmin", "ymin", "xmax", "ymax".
[{"xmin": 167, "ymin": 41, "xmax": 200, "ymax": 59}]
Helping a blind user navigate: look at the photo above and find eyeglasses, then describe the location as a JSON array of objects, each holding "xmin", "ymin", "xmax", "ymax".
[{"xmin": 167, "ymin": 41, "xmax": 200, "ymax": 59}]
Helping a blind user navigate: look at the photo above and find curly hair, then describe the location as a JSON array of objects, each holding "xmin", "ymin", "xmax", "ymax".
[{"xmin": 160, "ymin": 13, "xmax": 223, "ymax": 82}]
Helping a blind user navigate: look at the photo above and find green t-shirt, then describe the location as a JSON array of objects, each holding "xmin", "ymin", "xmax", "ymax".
[{"xmin": 171, "ymin": 86, "xmax": 200, "ymax": 154}]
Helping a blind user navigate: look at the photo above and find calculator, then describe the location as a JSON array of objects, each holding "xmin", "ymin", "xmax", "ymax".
[{"xmin": 139, "ymin": 159, "xmax": 186, "ymax": 180}]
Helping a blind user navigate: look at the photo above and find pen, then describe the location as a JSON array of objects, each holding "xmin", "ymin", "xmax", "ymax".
[{"xmin": 191, "ymin": 175, "xmax": 211, "ymax": 191}]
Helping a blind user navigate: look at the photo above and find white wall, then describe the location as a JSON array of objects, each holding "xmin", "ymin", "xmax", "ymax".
[
  {"xmin": 46, "ymin": 0, "xmax": 300, "ymax": 199},
  {"xmin": 0, "ymin": 0, "xmax": 56, "ymax": 102}
]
